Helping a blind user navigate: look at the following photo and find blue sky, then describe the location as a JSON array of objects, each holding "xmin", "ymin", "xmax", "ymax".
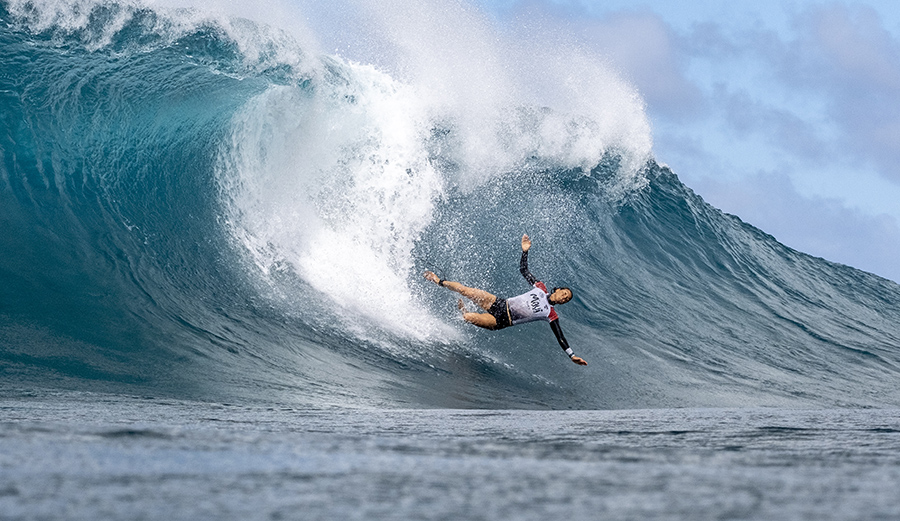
[{"xmin": 473, "ymin": 0, "xmax": 900, "ymax": 282}]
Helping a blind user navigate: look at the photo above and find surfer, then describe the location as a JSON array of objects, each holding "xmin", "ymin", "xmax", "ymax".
[{"xmin": 424, "ymin": 234, "xmax": 587, "ymax": 365}]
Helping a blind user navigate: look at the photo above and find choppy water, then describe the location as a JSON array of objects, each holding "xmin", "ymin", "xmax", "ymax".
[{"xmin": 3, "ymin": 389, "xmax": 900, "ymax": 520}]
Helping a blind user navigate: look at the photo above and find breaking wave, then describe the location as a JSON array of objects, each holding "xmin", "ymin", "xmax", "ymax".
[{"xmin": 2, "ymin": 0, "xmax": 899, "ymax": 409}]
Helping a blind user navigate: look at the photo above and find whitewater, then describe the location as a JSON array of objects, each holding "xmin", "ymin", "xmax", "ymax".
[{"xmin": 2, "ymin": 0, "xmax": 900, "ymax": 519}]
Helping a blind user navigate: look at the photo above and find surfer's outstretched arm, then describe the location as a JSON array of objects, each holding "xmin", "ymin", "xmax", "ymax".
[
  {"xmin": 551, "ymin": 320, "xmax": 587, "ymax": 365},
  {"xmin": 520, "ymin": 234, "xmax": 538, "ymax": 285}
]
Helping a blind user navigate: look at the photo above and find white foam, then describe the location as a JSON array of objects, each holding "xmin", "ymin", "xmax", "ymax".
[
  {"xmin": 213, "ymin": 1, "xmax": 655, "ymax": 343},
  {"xmin": 218, "ymin": 65, "xmax": 458, "ymax": 344},
  {"xmin": 13, "ymin": 0, "xmax": 655, "ymax": 343},
  {"xmin": 319, "ymin": 0, "xmax": 654, "ymax": 188}
]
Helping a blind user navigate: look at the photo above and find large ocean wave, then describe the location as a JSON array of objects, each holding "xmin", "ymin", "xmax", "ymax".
[{"xmin": 2, "ymin": 0, "xmax": 899, "ymax": 409}]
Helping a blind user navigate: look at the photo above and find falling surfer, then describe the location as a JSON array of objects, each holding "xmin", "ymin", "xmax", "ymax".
[{"xmin": 424, "ymin": 234, "xmax": 587, "ymax": 366}]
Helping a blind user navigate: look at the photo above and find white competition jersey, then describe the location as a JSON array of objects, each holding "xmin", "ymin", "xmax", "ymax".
[{"xmin": 506, "ymin": 282, "xmax": 558, "ymax": 326}]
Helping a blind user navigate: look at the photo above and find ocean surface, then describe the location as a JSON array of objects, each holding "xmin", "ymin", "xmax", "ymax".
[
  {"xmin": 3, "ymin": 389, "xmax": 900, "ymax": 520},
  {"xmin": 2, "ymin": 1, "xmax": 900, "ymax": 519}
]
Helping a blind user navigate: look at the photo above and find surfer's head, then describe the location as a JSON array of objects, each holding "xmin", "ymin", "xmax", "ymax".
[{"xmin": 549, "ymin": 287, "xmax": 573, "ymax": 305}]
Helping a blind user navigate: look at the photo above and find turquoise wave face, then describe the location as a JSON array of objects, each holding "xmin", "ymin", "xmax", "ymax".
[
  {"xmin": 0, "ymin": 10, "xmax": 249, "ymax": 390},
  {"xmin": 2, "ymin": 1, "xmax": 900, "ymax": 409}
]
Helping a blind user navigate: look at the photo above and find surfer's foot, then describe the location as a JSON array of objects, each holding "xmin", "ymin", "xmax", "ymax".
[
  {"xmin": 457, "ymin": 299, "xmax": 468, "ymax": 313},
  {"xmin": 424, "ymin": 271, "xmax": 440, "ymax": 285}
]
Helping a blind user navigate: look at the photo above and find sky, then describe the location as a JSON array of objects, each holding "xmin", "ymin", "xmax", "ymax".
[{"xmin": 471, "ymin": 0, "xmax": 900, "ymax": 283}]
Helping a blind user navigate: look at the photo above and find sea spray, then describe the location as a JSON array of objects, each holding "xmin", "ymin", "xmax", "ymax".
[{"xmin": 216, "ymin": 68, "xmax": 454, "ymax": 344}]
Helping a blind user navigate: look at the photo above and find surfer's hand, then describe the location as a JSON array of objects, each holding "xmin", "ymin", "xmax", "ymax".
[
  {"xmin": 571, "ymin": 356, "xmax": 587, "ymax": 366},
  {"xmin": 424, "ymin": 271, "xmax": 440, "ymax": 285},
  {"xmin": 521, "ymin": 234, "xmax": 531, "ymax": 252}
]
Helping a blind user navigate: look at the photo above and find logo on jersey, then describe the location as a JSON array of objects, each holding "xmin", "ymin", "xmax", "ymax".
[{"xmin": 529, "ymin": 293, "xmax": 545, "ymax": 314}]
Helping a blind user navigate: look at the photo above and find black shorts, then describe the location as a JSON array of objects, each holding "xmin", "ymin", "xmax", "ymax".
[{"xmin": 488, "ymin": 298, "xmax": 511, "ymax": 330}]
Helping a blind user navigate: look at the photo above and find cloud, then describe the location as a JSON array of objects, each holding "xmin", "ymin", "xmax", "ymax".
[
  {"xmin": 775, "ymin": 5, "xmax": 900, "ymax": 185},
  {"xmin": 797, "ymin": 5, "xmax": 900, "ymax": 92},
  {"xmin": 573, "ymin": 11, "xmax": 704, "ymax": 118},
  {"xmin": 500, "ymin": 3, "xmax": 703, "ymax": 119},
  {"xmin": 669, "ymin": 4, "xmax": 900, "ymax": 185},
  {"xmin": 713, "ymin": 86, "xmax": 830, "ymax": 164}
]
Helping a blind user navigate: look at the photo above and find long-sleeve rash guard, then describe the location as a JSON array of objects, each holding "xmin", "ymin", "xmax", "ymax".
[{"xmin": 514, "ymin": 250, "xmax": 575, "ymax": 358}]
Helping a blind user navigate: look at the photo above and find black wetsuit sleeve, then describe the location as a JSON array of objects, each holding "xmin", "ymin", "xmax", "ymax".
[
  {"xmin": 520, "ymin": 250, "xmax": 538, "ymax": 285},
  {"xmin": 550, "ymin": 320, "xmax": 574, "ymax": 357}
]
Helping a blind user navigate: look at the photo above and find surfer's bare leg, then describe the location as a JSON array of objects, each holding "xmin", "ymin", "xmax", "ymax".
[
  {"xmin": 424, "ymin": 271, "xmax": 496, "ymax": 311},
  {"xmin": 457, "ymin": 298, "xmax": 498, "ymax": 329},
  {"xmin": 463, "ymin": 312, "xmax": 499, "ymax": 329}
]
